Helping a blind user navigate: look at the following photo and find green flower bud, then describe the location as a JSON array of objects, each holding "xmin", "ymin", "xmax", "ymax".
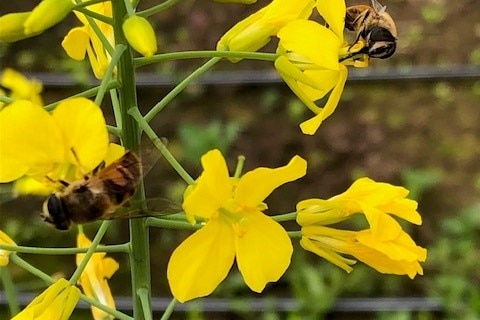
[
  {"xmin": 0, "ymin": 12, "xmax": 40, "ymax": 42},
  {"xmin": 24, "ymin": 0, "xmax": 75, "ymax": 35},
  {"xmin": 122, "ymin": 15, "xmax": 157, "ymax": 58}
]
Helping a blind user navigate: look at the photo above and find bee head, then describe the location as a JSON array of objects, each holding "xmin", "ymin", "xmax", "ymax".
[
  {"xmin": 41, "ymin": 194, "xmax": 71, "ymax": 231},
  {"xmin": 364, "ymin": 27, "xmax": 397, "ymax": 59}
]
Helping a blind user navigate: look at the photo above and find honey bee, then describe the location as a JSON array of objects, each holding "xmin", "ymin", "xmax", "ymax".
[
  {"xmin": 41, "ymin": 151, "xmax": 142, "ymax": 230},
  {"xmin": 345, "ymin": 0, "xmax": 397, "ymax": 59}
]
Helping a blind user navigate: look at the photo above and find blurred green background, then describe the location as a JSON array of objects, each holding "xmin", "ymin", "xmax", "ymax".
[{"xmin": 1, "ymin": 0, "xmax": 480, "ymax": 319}]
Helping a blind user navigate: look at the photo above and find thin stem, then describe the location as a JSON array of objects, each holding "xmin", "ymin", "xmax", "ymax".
[
  {"xmin": 272, "ymin": 212, "xmax": 297, "ymax": 222},
  {"xmin": 95, "ymin": 44, "xmax": 126, "ymax": 106},
  {"xmin": 287, "ymin": 231, "xmax": 302, "ymax": 239},
  {"xmin": 43, "ymin": 81, "xmax": 120, "ymax": 111},
  {"xmin": 144, "ymin": 57, "xmax": 221, "ymax": 123},
  {"xmin": 107, "ymin": 125, "xmax": 122, "ymax": 136},
  {"xmin": 74, "ymin": 7, "xmax": 114, "ymax": 25},
  {"xmin": 69, "ymin": 220, "xmax": 112, "ymax": 285},
  {"xmin": 135, "ymin": 51, "xmax": 278, "ymax": 67},
  {"xmin": 10, "ymin": 254, "xmax": 54, "ymax": 284},
  {"xmin": 0, "ymin": 267, "xmax": 20, "ymax": 316},
  {"xmin": 74, "ymin": 0, "xmax": 110, "ymax": 9},
  {"xmin": 80, "ymin": 294, "xmax": 133, "ymax": 320},
  {"xmin": 145, "ymin": 217, "xmax": 199, "ymax": 230},
  {"xmin": 128, "ymin": 107, "xmax": 194, "ymax": 184},
  {"xmin": 160, "ymin": 298, "xmax": 177, "ymax": 320},
  {"xmin": 110, "ymin": 89, "xmax": 123, "ymax": 130},
  {"xmin": 83, "ymin": 10, "xmax": 115, "ymax": 56},
  {"xmin": 137, "ymin": 0, "xmax": 182, "ymax": 17},
  {"xmin": 122, "ymin": 0, "xmax": 135, "ymax": 16},
  {"xmin": 137, "ymin": 288, "xmax": 153, "ymax": 320},
  {"xmin": 0, "ymin": 243, "xmax": 130, "ymax": 255}
]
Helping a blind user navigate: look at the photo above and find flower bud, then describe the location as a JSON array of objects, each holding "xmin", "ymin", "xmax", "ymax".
[
  {"xmin": 24, "ymin": 0, "xmax": 75, "ymax": 35},
  {"xmin": 0, "ymin": 12, "xmax": 39, "ymax": 42},
  {"xmin": 123, "ymin": 15, "xmax": 157, "ymax": 58}
]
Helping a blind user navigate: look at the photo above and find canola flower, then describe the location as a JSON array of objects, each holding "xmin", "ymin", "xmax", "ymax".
[
  {"xmin": 274, "ymin": 0, "xmax": 367, "ymax": 135},
  {"xmin": 0, "ymin": 230, "xmax": 16, "ymax": 266},
  {"xmin": 77, "ymin": 232, "xmax": 119, "ymax": 320},
  {"xmin": 12, "ymin": 278, "xmax": 81, "ymax": 320},
  {"xmin": 0, "ymin": 98, "xmax": 123, "ymax": 195},
  {"xmin": 0, "ymin": 68, "xmax": 43, "ymax": 107},
  {"xmin": 297, "ymin": 178, "xmax": 427, "ymax": 278},
  {"xmin": 62, "ymin": 1, "xmax": 114, "ymax": 79},
  {"xmin": 168, "ymin": 149, "xmax": 307, "ymax": 302}
]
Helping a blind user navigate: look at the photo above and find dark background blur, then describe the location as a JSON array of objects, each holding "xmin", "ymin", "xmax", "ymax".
[{"xmin": 1, "ymin": 0, "xmax": 479, "ymax": 319}]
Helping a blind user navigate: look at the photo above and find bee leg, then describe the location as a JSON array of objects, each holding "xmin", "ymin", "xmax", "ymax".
[
  {"xmin": 45, "ymin": 176, "xmax": 70, "ymax": 188},
  {"xmin": 92, "ymin": 161, "xmax": 106, "ymax": 175}
]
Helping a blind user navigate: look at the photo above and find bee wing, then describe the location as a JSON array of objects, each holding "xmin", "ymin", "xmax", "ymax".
[
  {"xmin": 100, "ymin": 198, "xmax": 182, "ymax": 220},
  {"xmin": 95, "ymin": 151, "xmax": 142, "ymax": 186},
  {"xmin": 371, "ymin": 0, "xmax": 387, "ymax": 13}
]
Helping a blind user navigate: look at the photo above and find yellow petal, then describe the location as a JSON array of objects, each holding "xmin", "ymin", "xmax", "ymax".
[
  {"xmin": 104, "ymin": 143, "xmax": 126, "ymax": 166},
  {"xmin": 235, "ymin": 155, "xmax": 307, "ymax": 207},
  {"xmin": 0, "ymin": 100, "xmax": 64, "ymax": 181},
  {"xmin": 182, "ymin": 149, "xmax": 232, "ymax": 220},
  {"xmin": 300, "ymin": 237, "xmax": 355, "ymax": 273},
  {"xmin": 52, "ymin": 98, "xmax": 108, "ymax": 171},
  {"xmin": 13, "ymin": 176, "xmax": 54, "ymax": 195},
  {"xmin": 235, "ymin": 210, "xmax": 293, "ymax": 292},
  {"xmin": 167, "ymin": 218, "xmax": 235, "ymax": 302},
  {"xmin": 300, "ymin": 65, "xmax": 347, "ymax": 135},
  {"xmin": 62, "ymin": 27, "xmax": 89, "ymax": 61},
  {"xmin": 0, "ymin": 155, "xmax": 29, "ymax": 182},
  {"xmin": 316, "ymin": 0, "xmax": 346, "ymax": 41},
  {"xmin": 0, "ymin": 230, "xmax": 16, "ymax": 267},
  {"xmin": 277, "ymin": 20, "xmax": 341, "ymax": 69}
]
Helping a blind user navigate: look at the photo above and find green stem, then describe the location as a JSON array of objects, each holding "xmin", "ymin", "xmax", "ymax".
[
  {"xmin": 145, "ymin": 217, "xmax": 199, "ymax": 230},
  {"xmin": 95, "ymin": 44, "xmax": 126, "ymax": 106},
  {"xmin": 0, "ymin": 267, "xmax": 20, "ymax": 316},
  {"xmin": 287, "ymin": 231, "xmax": 302, "ymax": 239},
  {"xmin": 0, "ymin": 243, "xmax": 130, "ymax": 255},
  {"xmin": 74, "ymin": 7, "xmax": 114, "ymax": 25},
  {"xmin": 135, "ymin": 50, "xmax": 278, "ymax": 67},
  {"xmin": 272, "ymin": 212, "xmax": 297, "ymax": 222},
  {"xmin": 69, "ymin": 220, "xmax": 112, "ymax": 285},
  {"xmin": 137, "ymin": 288, "xmax": 153, "ymax": 320},
  {"xmin": 107, "ymin": 125, "xmax": 122, "ymax": 136},
  {"xmin": 128, "ymin": 107, "xmax": 194, "ymax": 184},
  {"xmin": 160, "ymin": 298, "xmax": 177, "ymax": 320},
  {"xmin": 74, "ymin": 0, "xmax": 110, "ymax": 9},
  {"xmin": 234, "ymin": 155, "xmax": 245, "ymax": 178},
  {"xmin": 112, "ymin": 1, "xmax": 151, "ymax": 319},
  {"xmin": 80, "ymin": 294, "xmax": 133, "ymax": 320},
  {"xmin": 137, "ymin": 0, "xmax": 182, "ymax": 17},
  {"xmin": 43, "ymin": 80, "xmax": 120, "ymax": 111},
  {"xmin": 110, "ymin": 89, "xmax": 123, "ymax": 130},
  {"xmin": 143, "ymin": 57, "xmax": 221, "ymax": 123},
  {"xmin": 10, "ymin": 254, "xmax": 54, "ymax": 284}
]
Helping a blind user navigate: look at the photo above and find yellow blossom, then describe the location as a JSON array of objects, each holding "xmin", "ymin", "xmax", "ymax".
[
  {"xmin": 62, "ymin": 1, "xmax": 114, "ymax": 79},
  {"xmin": 0, "ymin": 230, "xmax": 16, "ymax": 266},
  {"xmin": 0, "ymin": 68, "xmax": 43, "ymax": 105},
  {"xmin": 77, "ymin": 232, "xmax": 119, "ymax": 320},
  {"xmin": 0, "ymin": 98, "xmax": 123, "ymax": 195},
  {"xmin": 217, "ymin": 0, "xmax": 314, "ymax": 60},
  {"xmin": 296, "ymin": 177, "xmax": 427, "ymax": 278},
  {"xmin": 122, "ymin": 15, "xmax": 157, "ymax": 58},
  {"xmin": 12, "ymin": 278, "xmax": 81, "ymax": 320},
  {"xmin": 24, "ymin": 0, "xmax": 75, "ymax": 36},
  {"xmin": 274, "ymin": 0, "xmax": 367, "ymax": 135},
  {"xmin": 168, "ymin": 149, "xmax": 307, "ymax": 302}
]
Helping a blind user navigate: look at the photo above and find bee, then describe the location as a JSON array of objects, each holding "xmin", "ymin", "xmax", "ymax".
[
  {"xmin": 41, "ymin": 151, "xmax": 142, "ymax": 230},
  {"xmin": 345, "ymin": 0, "xmax": 397, "ymax": 59}
]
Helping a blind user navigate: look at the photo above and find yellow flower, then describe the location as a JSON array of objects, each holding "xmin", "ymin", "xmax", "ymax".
[
  {"xmin": 0, "ymin": 68, "xmax": 43, "ymax": 106},
  {"xmin": 168, "ymin": 149, "xmax": 307, "ymax": 302},
  {"xmin": 0, "ymin": 98, "xmax": 123, "ymax": 195},
  {"xmin": 217, "ymin": 0, "xmax": 314, "ymax": 59},
  {"xmin": 123, "ymin": 15, "xmax": 157, "ymax": 58},
  {"xmin": 274, "ymin": 0, "xmax": 367, "ymax": 135},
  {"xmin": 297, "ymin": 177, "xmax": 427, "ymax": 278},
  {"xmin": 62, "ymin": 1, "xmax": 114, "ymax": 79},
  {"xmin": 12, "ymin": 278, "xmax": 81, "ymax": 320},
  {"xmin": 77, "ymin": 232, "xmax": 119, "ymax": 320},
  {"xmin": 0, "ymin": 230, "xmax": 16, "ymax": 266},
  {"xmin": 24, "ymin": 0, "xmax": 75, "ymax": 36}
]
